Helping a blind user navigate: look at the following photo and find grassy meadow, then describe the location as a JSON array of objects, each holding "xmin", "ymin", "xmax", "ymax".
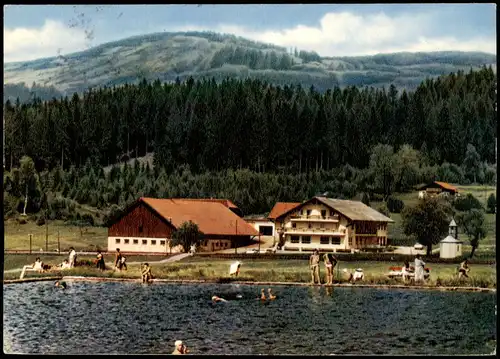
[
  {"xmin": 372, "ymin": 185, "xmax": 497, "ymax": 255},
  {"xmin": 3, "ymin": 219, "xmax": 108, "ymax": 252},
  {"xmin": 4, "ymin": 257, "xmax": 496, "ymax": 288}
]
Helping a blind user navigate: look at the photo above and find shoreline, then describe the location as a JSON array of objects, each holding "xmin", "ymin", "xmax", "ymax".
[{"xmin": 3, "ymin": 275, "xmax": 496, "ymax": 293}]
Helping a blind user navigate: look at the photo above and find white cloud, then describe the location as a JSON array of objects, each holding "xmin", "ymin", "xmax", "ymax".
[
  {"xmin": 174, "ymin": 11, "xmax": 497, "ymax": 56},
  {"xmin": 4, "ymin": 20, "xmax": 89, "ymax": 63}
]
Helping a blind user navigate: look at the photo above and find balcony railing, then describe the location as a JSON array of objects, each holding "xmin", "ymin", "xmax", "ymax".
[
  {"xmin": 290, "ymin": 214, "xmax": 340, "ymax": 221},
  {"xmin": 286, "ymin": 227, "xmax": 346, "ymax": 235}
]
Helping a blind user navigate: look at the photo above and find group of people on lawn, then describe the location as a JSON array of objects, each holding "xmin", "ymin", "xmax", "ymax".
[
  {"xmin": 308, "ymin": 249, "xmax": 471, "ymax": 284},
  {"xmin": 21, "ymin": 246, "xmax": 156, "ymax": 283}
]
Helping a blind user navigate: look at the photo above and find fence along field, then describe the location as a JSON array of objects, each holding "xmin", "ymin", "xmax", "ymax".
[
  {"xmin": 4, "ymin": 185, "xmax": 496, "ymax": 256},
  {"xmin": 4, "ymin": 220, "xmax": 108, "ymax": 252}
]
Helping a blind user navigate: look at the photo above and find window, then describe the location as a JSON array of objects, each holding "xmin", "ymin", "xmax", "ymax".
[
  {"xmin": 349, "ymin": 238, "xmax": 353, "ymax": 246},
  {"xmin": 124, "ymin": 239, "xmax": 130, "ymax": 244},
  {"xmin": 292, "ymin": 223, "xmax": 297, "ymax": 228},
  {"xmin": 291, "ymin": 236, "xmax": 300, "ymax": 243},
  {"xmin": 308, "ymin": 223, "xmax": 312, "ymax": 229},
  {"xmin": 320, "ymin": 223, "xmax": 325, "ymax": 228},
  {"xmin": 139, "ymin": 224, "xmax": 143, "ymax": 233},
  {"xmin": 321, "ymin": 210, "xmax": 326, "ymax": 217},
  {"xmin": 151, "ymin": 240, "xmax": 157, "ymax": 245},
  {"xmin": 320, "ymin": 236, "xmax": 329, "ymax": 245},
  {"xmin": 160, "ymin": 240, "xmax": 166, "ymax": 246},
  {"xmin": 457, "ymin": 245, "xmax": 459, "ymax": 252},
  {"xmin": 133, "ymin": 239, "xmax": 138, "ymax": 244},
  {"xmin": 142, "ymin": 239, "xmax": 147, "ymax": 245},
  {"xmin": 301, "ymin": 236, "xmax": 311, "ymax": 244},
  {"xmin": 306, "ymin": 210, "xmax": 311, "ymax": 216},
  {"xmin": 116, "ymin": 238, "xmax": 121, "ymax": 244},
  {"xmin": 330, "ymin": 211, "xmax": 335, "ymax": 217},
  {"xmin": 332, "ymin": 237, "xmax": 341, "ymax": 245},
  {"xmin": 301, "ymin": 210, "xmax": 304, "ymax": 215}
]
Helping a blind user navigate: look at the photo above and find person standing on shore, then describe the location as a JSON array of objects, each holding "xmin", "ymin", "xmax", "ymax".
[
  {"xmin": 414, "ymin": 254, "xmax": 425, "ymax": 282},
  {"xmin": 114, "ymin": 248, "xmax": 122, "ymax": 270},
  {"xmin": 401, "ymin": 260, "xmax": 411, "ymax": 283},
  {"xmin": 323, "ymin": 253, "xmax": 336, "ymax": 285},
  {"xmin": 309, "ymin": 249, "xmax": 321, "ymax": 284},
  {"xmin": 96, "ymin": 251, "xmax": 105, "ymax": 271},
  {"xmin": 68, "ymin": 247, "xmax": 77, "ymax": 268}
]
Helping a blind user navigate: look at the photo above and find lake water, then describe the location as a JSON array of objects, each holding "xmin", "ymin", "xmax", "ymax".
[{"xmin": 3, "ymin": 281, "xmax": 496, "ymax": 355}]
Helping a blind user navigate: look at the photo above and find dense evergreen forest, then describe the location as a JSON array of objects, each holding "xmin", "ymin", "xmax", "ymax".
[{"xmin": 3, "ymin": 67, "xmax": 497, "ymax": 222}]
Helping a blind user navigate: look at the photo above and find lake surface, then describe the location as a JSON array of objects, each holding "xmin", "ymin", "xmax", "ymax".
[{"xmin": 3, "ymin": 281, "xmax": 497, "ymax": 355}]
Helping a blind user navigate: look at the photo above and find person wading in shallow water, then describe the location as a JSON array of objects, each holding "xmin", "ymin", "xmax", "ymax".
[
  {"xmin": 54, "ymin": 281, "xmax": 67, "ymax": 289},
  {"xmin": 172, "ymin": 340, "xmax": 189, "ymax": 354},
  {"xmin": 309, "ymin": 249, "xmax": 321, "ymax": 284}
]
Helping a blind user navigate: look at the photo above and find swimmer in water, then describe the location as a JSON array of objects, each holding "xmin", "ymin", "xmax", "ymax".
[
  {"xmin": 212, "ymin": 295, "xmax": 227, "ymax": 303},
  {"xmin": 268, "ymin": 288, "xmax": 276, "ymax": 300},
  {"xmin": 236, "ymin": 294, "xmax": 243, "ymax": 299},
  {"xmin": 55, "ymin": 281, "xmax": 67, "ymax": 289},
  {"xmin": 260, "ymin": 288, "xmax": 266, "ymax": 301}
]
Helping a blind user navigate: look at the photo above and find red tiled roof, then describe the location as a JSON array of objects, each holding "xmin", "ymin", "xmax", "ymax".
[
  {"xmin": 140, "ymin": 198, "xmax": 257, "ymax": 236},
  {"xmin": 433, "ymin": 181, "xmax": 459, "ymax": 192},
  {"xmin": 171, "ymin": 198, "xmax": 239, "ymax": 209},
  {"xmin": 268, "ymin": 202, "xmax": 301, "ymax": 220}
]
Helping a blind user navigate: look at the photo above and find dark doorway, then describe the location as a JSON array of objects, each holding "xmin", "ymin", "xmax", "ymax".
[{"xmin": 259, "ymin": 225, "xmax": 273, "ymax": 236}]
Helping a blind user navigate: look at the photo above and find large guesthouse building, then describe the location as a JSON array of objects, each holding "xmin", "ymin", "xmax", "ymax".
[
  {"xmin": 107, "ymin": 197, "xmax": 258, "ymax": 253},
  {"xmin": 272, "ymin": 196, "xmax": 394, "ymax": 252}
]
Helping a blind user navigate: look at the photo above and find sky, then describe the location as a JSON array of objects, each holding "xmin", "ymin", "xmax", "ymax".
[{"xmin": 3, "ymin": 4, "xmax": 497, "ymax": 63}]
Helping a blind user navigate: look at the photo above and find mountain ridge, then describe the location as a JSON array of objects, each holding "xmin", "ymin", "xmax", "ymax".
[{"xmin": 4, "ymin": 31, "xmax": 497, "ymax": 103}]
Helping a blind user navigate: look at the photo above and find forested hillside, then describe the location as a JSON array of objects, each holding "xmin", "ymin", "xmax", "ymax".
[
  {"xmin": 4, "ymin": 66, "xmax": 496, "ymax": 173},
  {"xmin": 4, "ymin": 31, "xmax": 496, "ymax": 102},
  {"xmin": 3, "ymin": 67, "xmax": 496, "ymax": 223}
]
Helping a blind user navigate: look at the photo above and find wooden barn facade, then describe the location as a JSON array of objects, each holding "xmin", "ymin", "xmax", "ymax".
[{"xmin": 107, "ymin": 197, "xmax": 258, "ymax": 253}]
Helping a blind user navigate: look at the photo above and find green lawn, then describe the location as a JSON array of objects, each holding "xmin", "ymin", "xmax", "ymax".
[
  {"xmin": 5, "ymin": 257, "xmax": 496, "ymax": 288},
  {"xmin": 3, "ymin": 254, "xmax": 168, "ymax": 271}
]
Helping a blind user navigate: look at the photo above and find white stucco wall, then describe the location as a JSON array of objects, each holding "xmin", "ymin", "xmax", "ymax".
[
  {"xmin": 440, "ymin": 242, "xmax": 463, "ymax": 259},
  {"xmin": 108, "ymin": 236, "xmax": 183, "ymax": 253}
]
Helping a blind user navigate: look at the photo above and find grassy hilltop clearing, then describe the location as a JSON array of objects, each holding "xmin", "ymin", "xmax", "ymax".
[{"xmin": 3, "ymin": 31, "xmax": 496, "ymax": 102}]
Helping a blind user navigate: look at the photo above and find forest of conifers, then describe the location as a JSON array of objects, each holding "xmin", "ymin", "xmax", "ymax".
[{"xmin": 3, "ymin": 66, "xmax": 497, "ymax": 221}]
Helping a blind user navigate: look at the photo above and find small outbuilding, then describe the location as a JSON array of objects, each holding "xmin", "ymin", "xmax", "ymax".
[
  {"xmin": 439, "ymin": 219, "xmax": 463, "ymax": 259},
  {"xmin": 418, "ymin": 181, "xmax": 459, "ymax": 198}
]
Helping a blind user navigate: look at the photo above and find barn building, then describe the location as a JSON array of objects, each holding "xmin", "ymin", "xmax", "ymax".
[
  {"xmin": 418, "ymin": 181, "xmax": 459, "ymax": 198},
  {"xmin": 107, "ymin": 197, "xmax": 258, "ymax": 253}
]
